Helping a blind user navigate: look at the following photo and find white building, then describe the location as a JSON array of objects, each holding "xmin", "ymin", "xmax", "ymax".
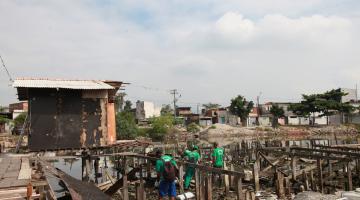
[
  {"xmin": 341, "ymin": 88, "xmax": 358, "ymax": 103},
  {"xmin": 136, "ymin": 101, "xmax": 161, "ymax": 120}
]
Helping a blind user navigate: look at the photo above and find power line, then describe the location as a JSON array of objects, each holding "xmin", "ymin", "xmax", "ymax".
[{"xmin": 0, "ymin": 55, "xmax": 13, "ymax": 82}]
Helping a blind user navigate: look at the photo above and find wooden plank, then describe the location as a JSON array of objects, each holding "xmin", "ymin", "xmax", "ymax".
[{"xmin": 18, "ymin": 158, "xmax": 31, "ymax": 180}]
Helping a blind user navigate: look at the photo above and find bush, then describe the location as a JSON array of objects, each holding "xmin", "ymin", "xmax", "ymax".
[
  {"xmin": 210, "ymin": 125, "xmax": 216, "ymax": 129},
  {"xmin": 187, "ymin": 122, "xmax": 200, "ymax": 133},
  {"xmin": 148, "ymin": 115, "xmax": 174, "ymax": 141},
  {"xmin": 116, "ymin": 112, "xmax": 138, "ymax": 140},
  {"xmin": 14, "ymin": 113, "xmax": 27, "ymax": 127}
]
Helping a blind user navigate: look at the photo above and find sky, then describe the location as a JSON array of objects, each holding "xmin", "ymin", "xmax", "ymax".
[{"xmin": 0, "ymin": 0, "xmax": 360, "ymax": 108}]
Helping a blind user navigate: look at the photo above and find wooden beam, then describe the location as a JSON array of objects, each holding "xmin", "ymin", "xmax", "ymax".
[{"xmin": 317, "ymin": 159, "xmax": 324, "ymax": 193}]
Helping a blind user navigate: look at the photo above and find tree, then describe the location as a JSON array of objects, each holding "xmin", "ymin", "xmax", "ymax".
[
  {"xmin": 123, "ymin": 100, "xmax": 132, "ymax": 112},
  {"xmin": 116, "ymin": 111, "xmax": 138, "ymax": 140},
  {"xmin": 0, "ymin": 116, "xmax": 9, "ymax": 124},
  {"xmin": 202, "ymin": 103, "xmax": 221, "ymax": 110},
  {"xmin": 187, "ymin": 122, "xmax": 200, "ymax": 133},
  {"xmin": 270, "ymin": 104, "xmax": 285, "ymax": 128},
  {"xmin": 114, "ymin": 93, "xmax": 126, "ymax": 113},
  {"xmin": 229, "ymin": 95, "xmax": 254, "ymax": 126},
  {"xmin": 148, "ymin": 115, "xmax": 174, "ymax": 141},
  {"xmin": 160, "ymin": 104, "xmax": 173, "ymax": 116},
  {"xmin": 14, "ymin": 113, "xmax": 27, "ymax": 127},
  {"xmin": 289, "ymin": 88, "xmax": 355, "ymax": 125}
]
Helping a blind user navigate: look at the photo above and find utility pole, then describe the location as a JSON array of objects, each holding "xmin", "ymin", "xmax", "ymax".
[
  {"xmin": 170, "ymin": 89, "xmax": 179, "ymax": 119},
  {"xmin": 256, "ymin": 92, "xmax": 262, "ymax": 126}
]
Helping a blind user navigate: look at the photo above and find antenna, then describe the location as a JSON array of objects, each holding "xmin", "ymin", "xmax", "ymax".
[{"xmin": 0, "ymin": 55, "xmax": 13, "ymax": 82}]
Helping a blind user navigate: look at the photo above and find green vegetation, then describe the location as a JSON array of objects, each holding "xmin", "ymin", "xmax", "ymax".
[
  {"xmin": 160, "ymin": 104, "xmax": 173, "ymax": 116},
  {"xmin": 123, "ymin": 100, "xmax": 132, "ymax": 112},
  {"xmin": 116, "ymin": 111, "xmax": 138, "ymax": 140},
  {"xmin": 202, "ymin": 103, "xmax": 221, "ymax": 110},
  {"xmin": 14, "ymin": 113, "xmax": 26, "ymax": 127},
  {"xmin": 148, "ymin": 115, "xmax": 174, "ymax": 141},
  {"xmin": 270, "ymin": 104, "xmax": 285, "ymax": 128},
  {"xmin": 187, "ymin": 122, "xmax": 200, "ymax": 133},
  {"xmin": 210, "ymin": 125, "xmax": 216, "ymax": 129},
  {"xmin": 289, "ymin": 88, "xmax": 355, "ymax": 125},
  {"xmin": 0, "ymin": 116, "xmax": 9, "ymax": 124},
  {"xmin": 114, "ymin": 92, "xmax": 126, "ymax": 112},
  {"xmin": 229, "ymin": 95, "xmax": 254, "ymax": 126}
]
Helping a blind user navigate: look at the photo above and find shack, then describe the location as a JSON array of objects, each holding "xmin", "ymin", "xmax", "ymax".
[{"xmin": 13, "ymin": 78, "xmax": 123, "ymax": 151}]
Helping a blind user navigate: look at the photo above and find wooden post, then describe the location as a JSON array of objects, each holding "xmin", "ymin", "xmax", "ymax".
[
  {"xmin": 291, "ymin": 156, "xmax": 296, "ymax": 181},
  {"xmin": 146, "ymin": 161, "xmax": 151, "ymax": 179},
  {"xmin": 123, "ymin": 157, "xmax": 129, "ymax": 200},
  {"xmin": 205, "ymin": 174, "xmax": 212, "ymax": 200},
  {"xmin": 230, "ymin": 164, "xmax": 235, "ymax": 189},
  {"xmin": 81, "ymin": 155, "xmax": 86, "ymax": 181},
  {"xmin": 135, "ymin": 182, "xmax": 145, "ymax": 200},
  {"xmin": 303, "ymin": 170, "xmax": 309, "ymax": 191},
  {"xmin": 179, "ymin": 164, "xmax": 184, "ymax": 194},
  {"xmin": 317, "ymin": 159, "xmax": 324, "ymax": 193},
  {"xmin": 327, "ymin": 159, "xmax": 332, "ymax": 174},
  {"xmin": 200, "ymin": 172, "xmax": 206, "ymax": 200},
  {"xmin": 236, "ymin": 176, "xmax": 244, "ymax": 200},
  {"xmin": 195, "ymin": 169, "xmax": 200, "ymax": 200},
  {"xmin": 94, "ymin": 158, "xmax": 99, "ymax": 184},
  {"xmin": 38, "ymin": 185, "xmax": 45, "ymax": 200},
  {"xmin": 347, "ymin": 162, "xmax": 353, "ymax": 191},
  {"xmin": 284, "ymin": 178, "xmax": 291, "ymax": 197},
  {"xmin": 86, "ymin": 155, "xmax": 91, "ymax": 182},
  {"xmin": 224, "ymin": 162, "xmax": 230, "ymax": 195},
  {"xmin": 253, "ymin": 159, "xmax": 260, "ymax": 192},
  {"xmin": 310, "ymin": 170, "xmax": 316, "ymax": 191},
  {"xmin": 276, "ymin": 172, "xmax": 285, "ymax": 199}
]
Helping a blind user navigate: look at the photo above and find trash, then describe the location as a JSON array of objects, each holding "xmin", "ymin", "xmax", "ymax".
[{"xmin": 176, "ymin": 192, "xmax": 195, "ymax": 200}]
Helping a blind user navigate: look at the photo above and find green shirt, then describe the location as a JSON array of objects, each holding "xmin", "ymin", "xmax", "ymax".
[
  {"xmin": 192, "ymin": 151, "xmax": 201, "ymax": 163},
  {"xmin": 155, "ymin": 155, "xmax": 177, "ymax": 178},
  {"xmin": 211, "ymin": 147, "xmax": 224, "ymax": 167}
]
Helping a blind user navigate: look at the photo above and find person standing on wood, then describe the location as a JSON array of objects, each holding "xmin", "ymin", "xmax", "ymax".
[
  {"xmin": 211, "ymin": 142, "xmax": 224, "ymax": 186},
  {"xmin": 155, "ymin": 149, "xmax": 178, "ymax": 200},
  {"xmin": 183, "ymin": 145, "xmax": 201, "ymax": 190}
]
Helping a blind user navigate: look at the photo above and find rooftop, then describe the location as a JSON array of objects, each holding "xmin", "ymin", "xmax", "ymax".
[{"xmin": 13, "ymin": 78, "xmax": 119, "ymax": 90}]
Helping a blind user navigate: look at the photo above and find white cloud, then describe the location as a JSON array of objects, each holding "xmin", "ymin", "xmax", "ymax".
[{"xmin": 0, "ymin": 1, "xmax": 359, "ymax": 107}]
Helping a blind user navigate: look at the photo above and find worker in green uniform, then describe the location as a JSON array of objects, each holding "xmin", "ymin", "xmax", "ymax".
[
  {"xmin": 211, "ymin": 142, "xmax": 224, "ymax": 168},
  {"xmin": 183, "ymin": 145, "xmax": 201, "ymax": 190},
  {"xmin": 155, "ymin": 149, "xmax": 178, "ymax": 200},
  {"xmin": 211, "ymin": 142, "xmax": 224, "ymax": 186}
]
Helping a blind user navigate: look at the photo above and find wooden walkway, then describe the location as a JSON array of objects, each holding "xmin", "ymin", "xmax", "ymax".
[{"xmin": 0, "ymin": 156, "xmax": 37, "ymax": 199}]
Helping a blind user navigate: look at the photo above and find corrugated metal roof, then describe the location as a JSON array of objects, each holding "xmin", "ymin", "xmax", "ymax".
[{"xmin": 13, "ymin": 78, "xmax": 115, "ymax": 90}]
